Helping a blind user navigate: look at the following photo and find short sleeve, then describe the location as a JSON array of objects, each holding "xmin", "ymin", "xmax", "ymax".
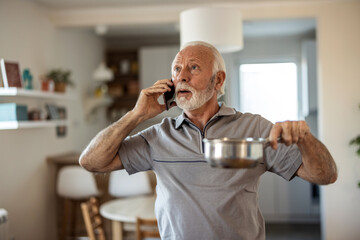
[
  {"xmin": 118, "ymin": 132, "xmax": 153, "ymax": 175},
  {"xmin": 264, "ymin": 144, "xmax": 302, "ymax": 181}
]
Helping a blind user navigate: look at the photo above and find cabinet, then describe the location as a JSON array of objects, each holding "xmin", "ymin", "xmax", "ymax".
[
  {"xmin": 106, "ymin": 49, "xmax": 140, "ymax": 121},
  {"xmin": 104, "ymin": 46, "xmax": 181, "ymax": 123},
  {"xmin": 0, "ymin": 88, "xmax": 73, "ymax": 130}
]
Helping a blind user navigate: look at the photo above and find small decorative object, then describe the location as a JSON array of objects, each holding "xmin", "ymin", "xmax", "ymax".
[
  {"xmin": 28, "ymin": 109, "xmax": 41, "ymax": 121},
  {"xmin": 120, "ymin": 59, "xmax": 130, "ymax": 75},
  {"xmin": 107, "ymin": 82, "xmax": 124, "ymax": 97},
  {"xmin": 46, "ymin": 69, "xmax": 74, "ymax": 93},
  {"xmin": 131, "ymin": 60, "xmax": 138, "ymax": 75},
  {"xmin": 46, "ymin": 104, "xmax": 60, "ymax": 120},
  {"xmin": 127, "ymin": 80, "xmax": 139, "ymax": 95},
  {"xmin": 56, "ymin": 107, "xmax": 67, "ymax": 137},
  {"xmin": 22, "ymin": 69, "xmax": 33, "ymax": 89},
  {"xmin": 0, "ymin": 58, "xmax": 23, "ymax": 88},
  {"xmin": 94, "ymin": 84, "xmax": 108, "ymax": 98},
  {"xmin": 40, "ymin": 75, "xmax": 54, "ymax": 92},
  {"xmin": 349, "ymin": 104, "xmax": 360, "ymax": 187}
]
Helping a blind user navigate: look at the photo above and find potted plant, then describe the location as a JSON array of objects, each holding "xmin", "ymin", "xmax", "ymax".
[
  {"xmin": 350, "ymin": 104, "xmax": 360, "ymax": 187},
  {"xmin": 46, "ymin": 69, "xmax": 74, "ymax": 92}
]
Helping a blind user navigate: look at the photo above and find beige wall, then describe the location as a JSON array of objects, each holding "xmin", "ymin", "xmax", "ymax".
[
  {"xmin": 0, "ymin": 0, "xmax": 106, "ymax": 239},
  {"xmin": 238, "ymin": 1, "xmax": 360, "ymax": 239},
  {"xmin": 316, "ymin": 3, "xmax": 360, "ymax": 240}
]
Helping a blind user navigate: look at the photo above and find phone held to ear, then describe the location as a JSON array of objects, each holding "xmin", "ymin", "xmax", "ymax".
[{"xmin": 163, "ymin": 79, "xmax": 175, "ymax": 111}]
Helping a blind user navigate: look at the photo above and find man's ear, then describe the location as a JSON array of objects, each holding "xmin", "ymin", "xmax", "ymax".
[{"xmin": 215, "ymin": 71, "xmax": 226, "ymax": 90}]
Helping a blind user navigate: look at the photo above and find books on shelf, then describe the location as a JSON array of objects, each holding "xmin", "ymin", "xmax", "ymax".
[{"xmin": 0, "ymin": 103, "xmax": 28, "ymax": 121}]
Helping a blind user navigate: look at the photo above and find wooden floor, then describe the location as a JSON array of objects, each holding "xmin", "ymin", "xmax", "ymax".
[
  {"xmin": 72, "ymin": 221, "xmax": 321, "ymax": 240},
  {"xmin": 266, "ymin": 223, "xmax": 321, "ymax": 240},
  {"xmin": 106, "ymin": 223, "xmax": 321, "ymax": 240}
]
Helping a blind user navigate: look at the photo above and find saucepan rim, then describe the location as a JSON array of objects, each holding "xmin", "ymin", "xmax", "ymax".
[{"xmin": 203, "ymin": 137, "xmax": 268, "ymax": 144}]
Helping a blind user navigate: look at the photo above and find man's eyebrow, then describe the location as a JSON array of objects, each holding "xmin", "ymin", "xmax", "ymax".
[{"xmin": 173, "ymin": 57, "xmax": 202, "ymax": 67}]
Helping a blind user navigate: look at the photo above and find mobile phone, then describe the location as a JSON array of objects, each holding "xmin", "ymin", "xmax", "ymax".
[{"xmin": 163, "ymin": 79, "xmax": 175, "ymax": 111}]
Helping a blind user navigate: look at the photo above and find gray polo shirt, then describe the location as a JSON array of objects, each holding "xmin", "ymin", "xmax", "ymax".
[{"xmin": 119, "ymin": 103, "xmax": 302, "ymax": 240}]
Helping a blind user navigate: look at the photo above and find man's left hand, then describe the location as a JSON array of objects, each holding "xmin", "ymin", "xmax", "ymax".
[{"xmin": 269, "ymin": 120, "xmax": 310, "ymax": 150}]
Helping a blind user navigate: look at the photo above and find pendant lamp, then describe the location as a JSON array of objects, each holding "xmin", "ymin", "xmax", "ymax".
[
  {"xmin": 180, "ymin": 7, "xmax": 243, "ymax": 53},
  {"xmin": 93, "ymin": 61, "xmax": 113, "ymax": 82}
]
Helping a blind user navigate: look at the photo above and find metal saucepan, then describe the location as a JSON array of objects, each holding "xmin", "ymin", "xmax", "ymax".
[{"xmin": 203, "ymin": 137, "xmax": 272, "ymax": 168}]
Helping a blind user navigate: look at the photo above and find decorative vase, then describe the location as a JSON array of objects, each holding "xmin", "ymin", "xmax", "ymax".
[{"xmin": 55, "ymin": 82, "xmax": 66, "ymax": 93}]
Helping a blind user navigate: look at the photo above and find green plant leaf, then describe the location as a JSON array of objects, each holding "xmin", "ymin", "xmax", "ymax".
[
  {"xmin": 46, "ymin": 68, "xmax": 74, "ymax": 86},
  {"xmin": 350, "ymin": 135, "xmax": 360, "ymax": 145}
]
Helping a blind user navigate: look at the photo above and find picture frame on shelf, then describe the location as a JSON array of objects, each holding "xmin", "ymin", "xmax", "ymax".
[
  {"xmin": 46, "ymin": 104, "xmax": 60, "ymax": 120},
  {"xmin": 0, "ymin": 58, "xmax": 23, "ymax": 88},
  {"xmin": 56, "ymin": 106, "xmax": 67, "ymax": 137}
]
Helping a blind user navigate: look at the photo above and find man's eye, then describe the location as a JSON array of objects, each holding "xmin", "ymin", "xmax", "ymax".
[
  {"xmin": 175, "ymin": 67, "xmax": 181, "ymax": 72},
  {"xmin": 191, "ymin": 65, "xmax": 198, "ymax": 70}
]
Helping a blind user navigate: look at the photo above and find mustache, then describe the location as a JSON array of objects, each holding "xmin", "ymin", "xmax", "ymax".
[{"xmin": 175, "ymin": 82, "xmax": 194, "ymax": 93}]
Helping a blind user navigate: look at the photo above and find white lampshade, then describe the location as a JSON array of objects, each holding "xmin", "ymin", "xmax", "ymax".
[
  {"xmin": 180, "ymin": 7, "xmax": 243, "ymax": 53},
  {"xmin": 93, "ymin": 61, "xmax": 113, "ymax": 82}
]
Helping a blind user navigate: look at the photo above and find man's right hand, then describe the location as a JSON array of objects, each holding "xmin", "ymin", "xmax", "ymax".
[
  {"xmin": 79, "ymin": 79, "xmax": 175, "ymax": 173},
  {"xmin": 131, "ymin": 79, "xmax": 175, "ymax": 121}
]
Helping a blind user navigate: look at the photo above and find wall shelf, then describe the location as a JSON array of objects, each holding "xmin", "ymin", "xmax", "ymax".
[
  {"xmin": 0, "ymin": 120, "xmax": 69, "ymax": 130},
  {"xmin": 0, "ymin": 87, "xmax": 74, "ymax": 130},
  {"xmin": 0, "ymin": 87, "xmax": 74, "ymax": 100}
]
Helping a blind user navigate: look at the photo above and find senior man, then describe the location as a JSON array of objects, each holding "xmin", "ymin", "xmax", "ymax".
[{"xmin": 80, "ymin": 41, "xmax": 337, "ymax": 240}]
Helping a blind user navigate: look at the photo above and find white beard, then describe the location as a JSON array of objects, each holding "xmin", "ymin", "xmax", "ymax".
[{"xmin": 176, "ymin": 76, "xmax": 216, "ymax": 111}]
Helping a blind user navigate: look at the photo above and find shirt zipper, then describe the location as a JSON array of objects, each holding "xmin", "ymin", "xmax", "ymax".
[{"xmin": 187, "ymin": 115, "xmax": 219, "ymax": 154}]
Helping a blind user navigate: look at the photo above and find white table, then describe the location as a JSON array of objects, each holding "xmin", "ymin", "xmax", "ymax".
[{"xmin": 100, "ymin": 195, "xmax": 156, "ymax": 240}]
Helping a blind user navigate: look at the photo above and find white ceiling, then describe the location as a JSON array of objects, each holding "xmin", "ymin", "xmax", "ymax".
[
  {"xmin": 31, "ymin": 0, "xmax": 317, "ymax": 10},
  {"xmin": 100, "ymin": 18, "xmax": 316, "ymax": 38},
  {"xmin": 30, "ymin": 0, "xmax": 316, "ymax": 38}
]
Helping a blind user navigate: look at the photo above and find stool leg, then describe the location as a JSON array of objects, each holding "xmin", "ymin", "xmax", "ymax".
[
  {"xmin": 61, "ymin": 199, "xmax": 69, "ymax": 240},
  {"xmin": 70, "ymin": 200, "xmax": 77, "ymax": 238}
]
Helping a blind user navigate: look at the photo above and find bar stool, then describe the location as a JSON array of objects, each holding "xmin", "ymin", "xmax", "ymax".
[
  {"xmin": 57, "ymin": 165, "xmax": 101, "ymax": 240},
  {"xmin": 108, "ymin": 170, "xmax": 152, "ymax": 198}
]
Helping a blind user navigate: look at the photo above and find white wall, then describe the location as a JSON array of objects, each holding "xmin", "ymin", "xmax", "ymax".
[
  {"xmin": 238, "ymin": 1, "xmax": 360, "ymax": 239},
  {"xmin": 0, "ymin": 0, "xmax": 106, "ymax": 239}
]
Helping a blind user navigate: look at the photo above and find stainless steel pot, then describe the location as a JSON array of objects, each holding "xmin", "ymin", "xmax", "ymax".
[{"xmin": 203, "ymin": 137, "xmax": 271, "ymax": 168}]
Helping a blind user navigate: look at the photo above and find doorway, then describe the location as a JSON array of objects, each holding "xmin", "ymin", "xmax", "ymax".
[{"xmin": 225, "ymin": 18, "xmax": 320, "ymax": 235}]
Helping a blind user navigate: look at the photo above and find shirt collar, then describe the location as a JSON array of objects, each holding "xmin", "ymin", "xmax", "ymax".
[{"xmin": 175, "ymin": 102, "xmax": 236, "ymax": 129}]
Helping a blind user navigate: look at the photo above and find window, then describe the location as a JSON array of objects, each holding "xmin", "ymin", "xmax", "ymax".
[{"xmin": 239, "ymin": 63, "xmax": 298, "ymax": 123}]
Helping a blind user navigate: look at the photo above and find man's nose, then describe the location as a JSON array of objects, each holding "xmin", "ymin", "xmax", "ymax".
[{"xmin": 176, "ymin": 68, "xmax": 190, "ymax": 83}]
